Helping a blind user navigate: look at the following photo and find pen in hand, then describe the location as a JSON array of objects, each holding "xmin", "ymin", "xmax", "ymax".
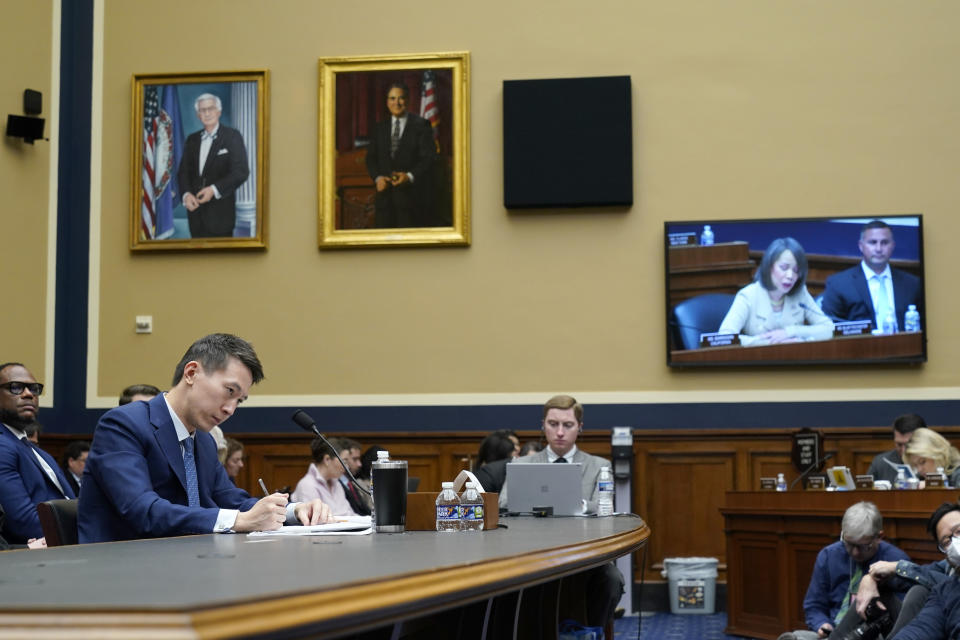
[{"xmin": 258, "ymin": 478, "xmax": 270, "ymax": 497}]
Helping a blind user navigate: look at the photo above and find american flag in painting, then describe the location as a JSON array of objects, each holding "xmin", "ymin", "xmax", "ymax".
[
  {"xmin": 140, "ymin": 85, "xmax": 182, "ymax": 239},
  {"xmin": 419, "ymin": 70, "xmax": 440, "ymax": 151}
]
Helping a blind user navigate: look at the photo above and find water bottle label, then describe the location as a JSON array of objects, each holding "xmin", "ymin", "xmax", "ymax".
[
  {"xmin": 436, "ymin": 505, "xmax": 459, "ymax": 521},
  {"xmin": 598, "ymin": 480, "xmax": 614, "ymax": 492},
  {"xmin": 459, "ymin": 505, "xmax": 484, "ymax": 520}
]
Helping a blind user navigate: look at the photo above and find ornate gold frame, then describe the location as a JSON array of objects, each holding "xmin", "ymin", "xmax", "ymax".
[
  {"xmin": 130, "ymin": 71, "xmax": 268, "ymax": 251},
  {"xmin": 317, "ymin": 52, "xmax": 470, "ymax": 248}
]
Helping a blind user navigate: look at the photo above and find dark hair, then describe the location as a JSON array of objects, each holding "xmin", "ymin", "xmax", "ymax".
[
  {"xmin": 61, "ymin": 440, "xmax": 90, "ymax": 467},
  {"xmin": 224, "ymin": 437, "xmax": 244, "ymax": 460},
  {"xmin": 119, "ymin": 384, "xmax": 161, "ymax": 405},
  {"xmin": 756, "ymin": 237, "xmax": 808, "ymax": 294},
  {"xmin": 23, "ymin": 423, "xmax": 40, "ymax": 438},
  {"xmin": 893, "ymin": 413, "xmax": 926, "ymax": 435},
  {"xmin": 476, "ymin": 433, "xmax": 516, "ymax": 467},
  {"xmin": 542, "ymin": 394, "xmax": 583, "ymax": 423},
  {"xmin": 171, "ymin": 333, "xmax": 264, "ymax": 386},
  {"xmin": 861, "ymin": 219, "xmax": 893, "ymax": 238},
  {"xmin": 927, "ymin": 502, "xmax": 960, "ymax": 544},
  {"xmin": 519, "ymin": 441, "xmax": 543, "ymax": 456},
  {"xmin": 335, "ymin": 437, "xmax": 362, "ymax": 453},
  {"xmin": 309, "ymin": 437, "xmax": 337, "ymax": 464},
  {"xmin": 359, "ymin": 445, "xmax": 386, "ymax": 480},
  {"xmin": 387, "ymin": 82, "xmax": 409, "ymax": 100}
]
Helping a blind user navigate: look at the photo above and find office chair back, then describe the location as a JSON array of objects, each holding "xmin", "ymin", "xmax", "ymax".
[
  {"xmin": 37, "ymin": 499, "xmax": 79, "ymax": 546},
  {"xmin": 671, "ymin": 293, "xmax": 736, "ymax": 350}
]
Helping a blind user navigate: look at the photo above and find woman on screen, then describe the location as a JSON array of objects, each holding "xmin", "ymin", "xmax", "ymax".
[
  {"xmin": 904, "ymin": 428, "xmax": 960, "ymax": 487},
  {"xmin": 718, "ymin": 237, "xmax": 834, "ymax": 346}
]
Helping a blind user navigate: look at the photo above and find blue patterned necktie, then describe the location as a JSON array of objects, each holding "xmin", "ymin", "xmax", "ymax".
[{"xmin": 182, "ymin": 436, "xmax": 200, "ymax": 508}]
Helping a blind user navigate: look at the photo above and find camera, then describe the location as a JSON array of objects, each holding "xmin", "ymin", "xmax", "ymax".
[{"xmin": 840, "ymin": 597, "xmax": 894, "ymax": 640}]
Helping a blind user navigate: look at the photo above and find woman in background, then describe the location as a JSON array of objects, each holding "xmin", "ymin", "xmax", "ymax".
[
  {"xmin": 904, "ymin": 427, "xmax": 960, "ymax": 487},
  {"xmin": 718, "ymin": 237, "xmax": 834, "ymax": 346},
  {"xmin": 474, "ymin": 431, "xmax": 518, "ymax": 471},
  {"xmin": 222, "ymin": 438, "xmax": 245, "ymax": 484},
  {"xmin": 292, "ymin": 438, "xmax": 358, "ymax": 516}
]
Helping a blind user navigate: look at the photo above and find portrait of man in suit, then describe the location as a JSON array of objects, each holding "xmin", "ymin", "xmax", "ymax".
[
  {"xmin": 177, "ymin": 93, "xmax": 250, "ymax": 238},
  {"xmin": 820, "ymin": 220, "xmax": 922, "ymax": 331}
]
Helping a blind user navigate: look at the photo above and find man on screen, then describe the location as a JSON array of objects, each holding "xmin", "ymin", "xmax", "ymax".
[
  {"xmin": 820, "ymin": 220, "xmax": 922, "ymax": 331},
  {"xmin": 177, "ymin": 93, "xmax": 250, "ymax": 238}
]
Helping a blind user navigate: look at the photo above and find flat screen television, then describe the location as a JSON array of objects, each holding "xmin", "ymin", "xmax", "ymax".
[{"xmin": 664, "ymin": 214, "xmax": 926, "ymax": 367}]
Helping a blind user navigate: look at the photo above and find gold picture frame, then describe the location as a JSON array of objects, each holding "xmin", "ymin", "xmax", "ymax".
[
  {"xmin": 318, "ymin": 52, "xmax": 470, "ymax": 248},
  {"xmin": 130, "ymin": 71, "xmax": 268, "ymax": 251}
]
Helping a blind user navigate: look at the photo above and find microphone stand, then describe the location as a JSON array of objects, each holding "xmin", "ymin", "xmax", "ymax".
[
  {"xmin": 789, "ymin": 452, "xmax": 835, "ymax": 490},
  {"xmin": 292, "ymin": 410, "xmax": 372, "ymax": 496}
]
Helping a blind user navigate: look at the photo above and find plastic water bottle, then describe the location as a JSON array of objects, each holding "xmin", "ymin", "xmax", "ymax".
[
  {"xmin": 459, "ymin": 482, "xmax": 484, "ymax": 532},
  {"xmin": 904, "ymin": 305, "xmax": 920, "ymax": 332},
  {"xmin": 435, "ymin": 482, "xmax": 461, "ymax": 532},
  {"xmin": 776, "ymin": 473, "xmax": 787, "ymax": 492},
  {"xmin": 700, "ymin": 225, "xmax": 714, "ymax": 246},
  {"xmin": 596, "ymin": 466, "xmax": 614, "ymax": 516},
  {"xmin": 882, "ymin": 311, "xmax": 898, "ymax": 334},
  {"xmin": 370, "ymin": 450, "xmax": 390, "ymax": 524},
  {"xmin": 895, "ymin": 467, "xmax": 908, "ymax": 490}
]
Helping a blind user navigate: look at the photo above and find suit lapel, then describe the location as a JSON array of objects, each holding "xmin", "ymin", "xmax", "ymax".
[
  {"xmin": 149, "ymin": 397, "xmax": 188, "ymax": 494},
  {"xmin": 851, "ymin": 269, "xmax": 875, "ymax": 318},
  {"xmin": 1, "ymin": 427, "xmax": 64, "ymax": 496}
]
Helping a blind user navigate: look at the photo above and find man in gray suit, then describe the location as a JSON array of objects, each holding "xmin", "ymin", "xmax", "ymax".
[{"xmin": 500, "ymin": 394, "xmax": 623, "ymax": 628}]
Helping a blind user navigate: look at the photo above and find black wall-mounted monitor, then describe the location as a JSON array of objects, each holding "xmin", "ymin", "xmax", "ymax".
[
  {"xmin": 503, "ymin": 75, "xmax": 633, "ymax": 209},
  {"xmin": 665, "ymin": 214, "xmax": 926, "ymax": 367}
]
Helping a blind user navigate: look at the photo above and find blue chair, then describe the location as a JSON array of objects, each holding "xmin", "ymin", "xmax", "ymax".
[{"xmin": 671, "ymin": 293, "xmax": 736, "ymax": 350}]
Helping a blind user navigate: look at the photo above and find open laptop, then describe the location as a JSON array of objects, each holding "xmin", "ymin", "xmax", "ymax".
[{"xmin": 506, "ymin": 462, "xmax": 583, "ymax": 516}]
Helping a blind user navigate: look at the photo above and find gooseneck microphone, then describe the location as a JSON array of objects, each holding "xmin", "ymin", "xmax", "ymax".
[
  {"xmin": 789, "ymin": 452, "xmax": 836, "ymax": 490},
  {"xmin": 291, "ymin": 410, "xmax": 371, "ymax": 496}
]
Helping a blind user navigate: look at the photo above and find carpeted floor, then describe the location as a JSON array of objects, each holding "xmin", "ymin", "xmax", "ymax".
[{"xmin": 614, "ymin": 612, "xmax": 756, "ymax": 639}]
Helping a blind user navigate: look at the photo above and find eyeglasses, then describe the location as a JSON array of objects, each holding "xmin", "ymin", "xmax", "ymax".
[
  {"xmin": 0, "ymin": 381, "xmax": 43, "ymax": 396},
  {"xmin": 937, "ymin": 523, "xmax": 960, "ymax": 552},
  {"xmin": 839, "ymin": 532, "xmax": 878, "ymax": 554}
]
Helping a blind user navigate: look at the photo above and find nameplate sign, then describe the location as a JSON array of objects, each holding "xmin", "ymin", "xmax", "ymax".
[
  {"xmin": 668, "ymin": 232, "xmax": 698, "ymax": 246},
  {"xmin": 855, "ymin": 475, "xmax": 874, "ymax": 489},
  {"xmin": 834, "ymin": 320, "xmax": 872, "ymax": 336},
  {"xmin": 700, "ymin": 332, "xmax": 740, "ymax": 348},
  {"xmin": 806, "ymin": 476, "xmax": 826, "ymax": 491},
  {"xmin": 759, "ymin": 477, "xmax": 776, "ymax": 491},
  {"xmin": 925, "ymin": 473, "xmax": 946, "ymax": 488}
]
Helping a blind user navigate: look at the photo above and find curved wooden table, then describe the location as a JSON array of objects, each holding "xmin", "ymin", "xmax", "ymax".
[{"xmin": 0, "ymin": 514, "xmax": 649, "ymax": 639}]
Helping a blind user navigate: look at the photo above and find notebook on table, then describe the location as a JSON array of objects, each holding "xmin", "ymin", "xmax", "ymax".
[{"xmin": 506, "ymin": 462, "xmax": 583, "ymax": 516}]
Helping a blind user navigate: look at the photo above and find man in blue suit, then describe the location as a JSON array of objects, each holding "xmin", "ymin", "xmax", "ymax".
[
  {"xmin": 79, "ymin": 333, "xmax": 331, "ymax": 543},
  {"xmin": 0, "ymin": 362, "xmax": 75, "ymax": 545},
  {"xmin": 820, "ymin": 220, "xmax": 922, "ymax": 331}
]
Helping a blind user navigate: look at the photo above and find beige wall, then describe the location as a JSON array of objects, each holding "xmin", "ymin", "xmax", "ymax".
[
  {"xmin": 1, "ymin": 0, "xmax": 53, "ymax": 385},
  {"xmin": 91, "ymin": 0, "xmax": 960, "ymax": 404}
]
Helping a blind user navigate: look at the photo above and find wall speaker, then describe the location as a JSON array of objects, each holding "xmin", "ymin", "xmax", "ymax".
[
  {"xmin": 6, "ymin": 115, "xmax": 45, "ymax": 144},
  {"xmin": 24, "ymin": 89, "xmax": 42, "ymax": 116}
]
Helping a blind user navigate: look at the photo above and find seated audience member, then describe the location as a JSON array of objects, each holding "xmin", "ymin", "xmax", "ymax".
[
  {"xmin": 475, "ymin": 431, "xmax": 517, "ymax": 469},
  {"xmin": 291, "ymin": 437, "xmax": 357, "ymax": 516},
  {"xmin": 209, "ymin": 425, "xmax": 228, "ymax": 463},
  {"xmin": 352, "ymin": 446, "xmax": 383, "ymax": 514},
  {"xmin": 867, "ymin": 414, "xmax": 925, "ymax": 483},
  {"xmin": 820, "ymin": 219, "xmax": 922, "ymax": 330},
  {"xmin": 0, "ymin": 362, "xmax": 75, "ymax": 545},
  {"xmin": 889, "ymin": 503, "xmax": 960, "ymax": 639},
  {"xmin": 847, "ymin": 502, "xmax": 960, "ymax": 639},
  {"xmin": 60, "ymin": 440, "xmax": 90, "ymax": 496},
  {"xmin": 778, "ymin": 501, "xmax": 909, "ymax": 640},
  {"xmin": 519, "ymin": 440, "xmax": 543, "ymax": 457},
  {"xmin": 118, "ymin": 383, "xmax": 160, "ymax": 405},
  {"xmin": 903, "ymin": 428, "xmax": 960, "ymax": 487},
  {"xmin": 79, "ymin": 333, "xmax": 331, "ymax": 543},
  {"xmin": 222, "ymin": 438, "xmax": 244, "ymax": 484},
  {"xmin": 718, "ymin": 237, "xmax": 834, "ymax": 346},
  {"xmin": 332, "ymin": 437, "xmax": 370, "ymax": 516},
  {"xmin": 499, "ymin": 394, "xmax": 624, "ymax": 628}
]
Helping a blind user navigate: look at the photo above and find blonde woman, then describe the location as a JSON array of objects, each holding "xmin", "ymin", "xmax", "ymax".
[{"xmin": 904, "ymin": 428, "xmax": 960, "ymax": 487}]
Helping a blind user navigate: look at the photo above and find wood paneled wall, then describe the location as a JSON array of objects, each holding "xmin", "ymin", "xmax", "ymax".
[{"xmin": 42, "ymin": 426, "xmax": 960, "ymax": 583}]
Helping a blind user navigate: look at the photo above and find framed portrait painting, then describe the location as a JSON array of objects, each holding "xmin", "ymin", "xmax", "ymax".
[
  {"xmin": 130, "ymin": 71, "xmax": 268, "ymax": 250},
  {"xmin": 318, "ymin": 52, "xmax": 470, "ymax": 248}
]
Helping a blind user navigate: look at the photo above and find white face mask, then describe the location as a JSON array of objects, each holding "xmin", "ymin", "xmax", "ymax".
[{"xmin": 947, "ymin": 536, "xmax": 960, "ymax": 568}]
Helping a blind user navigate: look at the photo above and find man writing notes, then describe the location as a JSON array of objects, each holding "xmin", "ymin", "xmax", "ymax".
[
  {"xmin": 79, "ymin": 334, "xmax": 331, "ymax": 543},
  {"xmin": 177, "ymin": 93, "xmax": 249, "ymax": 238},
  {"xmin": 365, "ymin": 82, "xmax": 438, "ymax": 228},
  {"xmin": 0, "ymin": 362, "xmax": 74, "ymax": 545},
  {"xmin": 820, "ymin": 220, "xmax": 922, "ymax": 331}
]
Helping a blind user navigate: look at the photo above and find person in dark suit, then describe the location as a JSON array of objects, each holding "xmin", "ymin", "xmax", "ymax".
[
  {"xmin": 820, "ymin": 220, "xmax": 922, "ymax": 331},
  {"xmin": 177, "ymin": 93, "xmax": 249, "ymax": 238},
  {"xmin": 0, "ymin": 363, "xmax": 75, "ymax": 545},
  {"xmin": 78, "ymin": 333, "xmax": 331, "ymax": 543},
  {"xmin": 59, "ymin": 440, "xmax": 90, "ymax": 498},
  {"xmin": 365, "ymin": 82, "xmax": 438, "ymax": 228}
]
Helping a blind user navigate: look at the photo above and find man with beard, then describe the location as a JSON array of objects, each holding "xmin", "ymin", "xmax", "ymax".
[{"xmin": 0, "ymin": 363, "xmax": 74, "ymax": 545}]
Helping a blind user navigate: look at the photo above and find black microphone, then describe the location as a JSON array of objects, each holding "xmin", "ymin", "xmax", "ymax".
[
  {"xmin": 789, "ymin": 451, "xmax": 835, "ymax": 490},
  {"xmin": 291, "ymin": 410, "xmax": 371, "ymax": 496},
  {"xmin": 798, "ymin": 302, "xmax": 834, "ymax": 321}
]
